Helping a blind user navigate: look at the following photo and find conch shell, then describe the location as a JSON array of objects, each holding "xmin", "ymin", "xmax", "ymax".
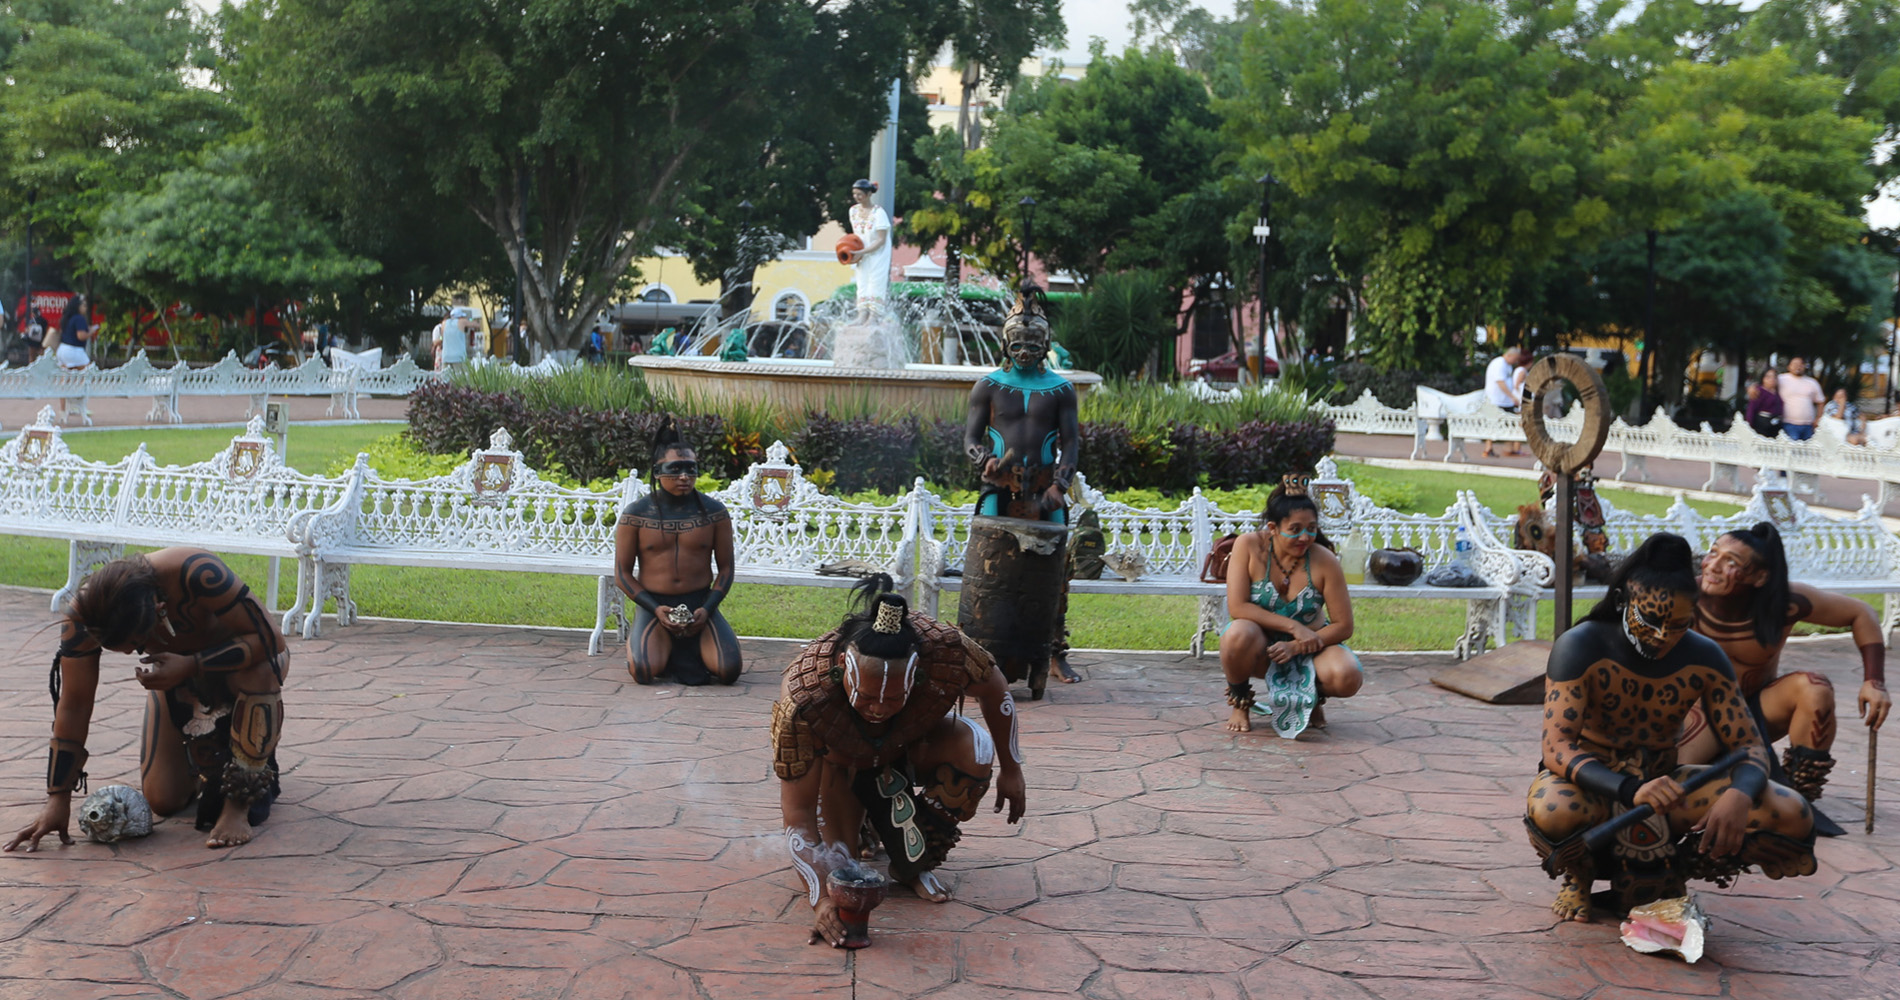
[
  {"xmin": 77, "ymin": 784, "xmax": 155, "ymax": 844},
  {"xmin": 1619, "ymin": 895, "xmax": 1707, "ymax": 964}
]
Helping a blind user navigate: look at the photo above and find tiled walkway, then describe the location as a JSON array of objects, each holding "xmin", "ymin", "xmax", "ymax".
[{"xmin": 1, "ymin": 587, "xmax": 1894, "ymax": 999}]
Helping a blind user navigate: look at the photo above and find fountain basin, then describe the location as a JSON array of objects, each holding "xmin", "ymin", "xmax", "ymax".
[{"xmin": 630, "ymin": 354, "xmax": 1101, "ymax": 415}]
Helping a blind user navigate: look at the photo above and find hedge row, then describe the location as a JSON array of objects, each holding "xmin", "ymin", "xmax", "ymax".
[{"xmin": 408, "ymin": 382, "xmax": 1335, "ymax": 494}]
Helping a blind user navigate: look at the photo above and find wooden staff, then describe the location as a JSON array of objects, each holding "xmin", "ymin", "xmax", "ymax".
[{"xmin": 1869, "ymin": 728, "xmax": 1878, "ymax": 835}]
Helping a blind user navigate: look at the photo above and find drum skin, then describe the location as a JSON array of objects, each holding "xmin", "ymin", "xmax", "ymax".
[{"xmin": 958, "ymin": 515, "xmax": 1069, "ymax": 673}]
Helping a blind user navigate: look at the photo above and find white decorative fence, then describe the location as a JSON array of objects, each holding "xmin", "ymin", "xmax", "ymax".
[
  {"xmin": 0, "ymin": 350, "xmax": 442, "ymax": 425},
  {"xmin": 1, "ymin": 409, "xmax": 1546, "ymax": 658},
  {"xmin": 1321, "ymin": 388, "xmax": 1900, "ymax": 506}
]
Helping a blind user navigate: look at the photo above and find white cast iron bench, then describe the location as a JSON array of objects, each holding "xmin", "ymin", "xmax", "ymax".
[
  {"xmin": 1470, "ymin": 483, "xmax": 1900, "ymax": 633},
  {"xmin": 0, "ymin": 407, "xmax": 352, "ymax": 619}
]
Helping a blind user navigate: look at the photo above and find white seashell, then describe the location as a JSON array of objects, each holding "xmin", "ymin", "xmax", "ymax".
[
  {"xmin": 1619, "ymin": 894, "xmax": 1707, "ymax": 964},
  {"xmin": 77, "ymin": 785, "xmax": 155, "ymax": 844}
]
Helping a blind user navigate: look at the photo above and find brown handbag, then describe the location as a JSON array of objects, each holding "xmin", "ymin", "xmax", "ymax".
[{"xmin": 1200, "ymin": 533, "xmax": 1239, "ymax": 584}]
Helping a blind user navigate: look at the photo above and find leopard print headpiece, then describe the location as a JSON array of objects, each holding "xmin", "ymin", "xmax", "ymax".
[{"xmin": 872, "ymin": 599, "xmax": 904, "ymax": 634}]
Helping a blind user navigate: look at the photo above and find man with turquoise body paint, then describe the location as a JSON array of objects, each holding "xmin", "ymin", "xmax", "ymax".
[{"xmin": 963, "ymin": 283, "xmax": 1083, "ymax": 685}]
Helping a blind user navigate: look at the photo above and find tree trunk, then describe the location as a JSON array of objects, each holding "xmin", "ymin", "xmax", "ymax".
[{"xmin": 718, "ymin": 263, "xmax": 757, "ymax": 325}]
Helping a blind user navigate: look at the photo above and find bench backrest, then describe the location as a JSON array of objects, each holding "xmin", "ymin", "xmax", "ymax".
[
  {"xmin": 0, "ymin": 406, "xmax": 133, "ymax": 530},
  {"xmin": 116, "ymin": 416, "xmax": 356, "ymax": 547}
]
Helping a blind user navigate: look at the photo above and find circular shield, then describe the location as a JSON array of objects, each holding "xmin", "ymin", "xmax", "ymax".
[{"xmin": 1519, "ymin": 354, "xmax": 1611, "ymax": 476}]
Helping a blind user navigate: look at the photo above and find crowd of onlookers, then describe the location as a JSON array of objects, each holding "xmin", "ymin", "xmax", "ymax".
[{"xmin": 1745, "ymin": 356, "xmax": 1869, "ymax": 444}]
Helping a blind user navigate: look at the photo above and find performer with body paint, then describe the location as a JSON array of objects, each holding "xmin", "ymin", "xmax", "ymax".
[
  {"xmin": 7, "ymin": 548, "xmax": 288, "ymax": 851},
  {"xmin": 614, "ymin": 421, "xmax": 742, "ymax": 686},
  {"xmin": 772, "ymin": 576, "xmax": 1027, "ymax": 947},
  {"xmin": 1677, "ymin": 522, "xmax": 1889, "ymax": 825},
  {"xmin": 961, "ymin": 283, "xmax": 1083, "ymax": 688},
  {"xmin": 1525, "ymin": 533, "xmax": 1817, "ymax": 921}
]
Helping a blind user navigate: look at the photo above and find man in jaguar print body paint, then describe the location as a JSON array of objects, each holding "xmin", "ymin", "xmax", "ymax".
[
  {"xmin": 614, "ymin": 421, "xmax": 741, "ymax": 686},
  {"xmin": 771, "ymin": 576, "xmax": 1026, "ymax": 948},
  {"xmin": 7, "ymin": 548, "xmax": 288, "ymax": 852},
  {"xmin": 1525, "ymin": 533, "xmax": 1817, "ymax": 922},
  {"xmin": 1677, "ymin": 522, "xmax": 1889, "ymax": 814}
]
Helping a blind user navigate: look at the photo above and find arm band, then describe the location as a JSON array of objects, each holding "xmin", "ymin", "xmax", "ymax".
[
  {"xmin": 195, "ymin": 640, "xmax": 251, "ymax": 674},
  {"xmin": 1570, "ymin": 759, "xmax": 1640, "ymax": 806},
  {"xmin": 703, "ymin": 586, "xmax": 727, "ymax": 616},
  {"xmin": 1860, "ymin": 642, "xmax": 1886, "ymax": 686},
  {"xmin": 47, "ymin": 738, "xmax": 88, "ymax": 796},
  {"xmin": 1728, "ymin": 761, "xmax": 1767, "ymax": 802},
  {"xmin": 631, "ymin": 591, "xmax": 664, "ymax": 616}
]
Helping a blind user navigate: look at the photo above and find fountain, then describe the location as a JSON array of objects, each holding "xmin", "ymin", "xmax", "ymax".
[{"xmin": 628, "ymin": 281, "xmax": 1102, "ymax": 414}]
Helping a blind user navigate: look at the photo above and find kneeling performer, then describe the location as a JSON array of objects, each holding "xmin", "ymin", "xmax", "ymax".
[
  {"xmin": 1526, "ymin": 533, "xmax": 1816, "ymax": 922},
  {"xmin": 614, "ymin": 420, "xmax": 741, "ymax": 685},
  {"xmin": 7, "ymin": 549, "xmax": 288, "ymax": 852},
  {"xmin": 772, "ymin": 576, "xmax": 1027, "ymax": 947},
  {"xmin": 1680, "ymin": 522, "xmax": 1888, "ymax": 824}
]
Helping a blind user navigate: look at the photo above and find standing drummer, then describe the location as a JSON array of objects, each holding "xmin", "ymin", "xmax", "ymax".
[{"xmin": 963, "ymin": 283, "xmax": 1082, "ymax": 684}]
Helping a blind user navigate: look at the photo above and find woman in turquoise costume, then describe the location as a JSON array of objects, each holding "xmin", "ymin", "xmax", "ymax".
[{"xmin": 1219, "ymin": 480, "xmax": 1364, "ymax": 735}]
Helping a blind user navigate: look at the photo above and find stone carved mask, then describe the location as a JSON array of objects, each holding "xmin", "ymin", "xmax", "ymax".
[{"xmin": 1002, "ymin": 289, "xmax": 1052, "ymax": 373}]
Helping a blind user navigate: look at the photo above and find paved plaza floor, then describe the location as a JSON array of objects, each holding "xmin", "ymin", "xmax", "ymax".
[{"xmin": 1, "ymin": 586, "xmax": 1896, "ymax": 999}]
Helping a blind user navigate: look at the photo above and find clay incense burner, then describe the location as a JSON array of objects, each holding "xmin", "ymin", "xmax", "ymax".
[{"xmin": 828, "ymin": 866, "xmax": 891, "ymax": 949}]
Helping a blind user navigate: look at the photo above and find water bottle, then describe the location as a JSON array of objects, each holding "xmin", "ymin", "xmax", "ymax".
[{"xmin": 1453, "ymin": 525, "xmax": 1475, "ymax": 569}]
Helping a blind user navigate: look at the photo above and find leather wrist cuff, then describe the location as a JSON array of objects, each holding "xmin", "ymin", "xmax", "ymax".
[
  {"xmin": 1570, "ymin": 759, "xmax": 1637, "ymax": 805},
  {"xmin": 1860, "ymin": 642, "xmax": 1886, "ymax": 686},
  {"xmin": 47, "ymin": 738, "xmax": 87, "ymax": 796}
]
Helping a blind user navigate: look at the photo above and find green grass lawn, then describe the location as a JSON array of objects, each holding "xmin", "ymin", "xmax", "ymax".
[
  {"xmin": 1, "ymin": 425, "xmax": 1772, "ymax": 651},
  {"xmin": 54, "ymin": 422, "xmax": 404, "ymax": 470}
]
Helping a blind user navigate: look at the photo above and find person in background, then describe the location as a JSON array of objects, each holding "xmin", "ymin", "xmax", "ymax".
[
  {"xmin": 55, "ymin": 295, "xmax": 93, "ymax": 369},
  {"xmin": 1777, "ymin": 357, "xmax": 1826, "ymax": 442},
  {"xmin": 1482, "ymin": 345, "xmax": 1529, "ymax": 458},
  {"xmin": 1823, "ymin": 388, "xmax": 1867, "ymax": 446},
  {"xmin": 1746, "ymin": 370, "xmax": 1783, "ymax": 438}
]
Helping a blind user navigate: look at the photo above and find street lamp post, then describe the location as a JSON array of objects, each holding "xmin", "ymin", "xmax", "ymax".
[
  {"xmin": 1889, "ymin": 248, "xmax": 1900, "ymax": 413},
  {"xmin": 21, "ymin": 190, "xmax": 34, "ymax": 337},
  {"xmin": 1255, "ymin": 174, "xmax": 1276, "ymax": 384},
  {"xmin": 1018, "ymin": 196, "xmax": 1037, "ymax": 285},
  {"xmin": 1639, "ymin": 229, "xmax": 1657, "ymax": 422}
]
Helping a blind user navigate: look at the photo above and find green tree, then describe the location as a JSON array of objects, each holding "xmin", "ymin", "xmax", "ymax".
[
  {"xmin": 88, "ymin": 145, "xmax": 379, "ymax": 321},
  {"xmin": 1228, "ymin": 0, "xmax": 1607, "ymax": 369},
  {"xmin": 0, "ymin": 0, "xmax": 233, "ymax": 277},
  {"xmin": 233, "ymin": 0, "xmax": 1063, "ymax": 352}
]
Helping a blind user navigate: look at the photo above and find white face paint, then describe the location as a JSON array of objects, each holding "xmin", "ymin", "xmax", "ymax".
[{"xmin": 1000, "ymin": 693, "xmax": 1023, "ymax": 764}]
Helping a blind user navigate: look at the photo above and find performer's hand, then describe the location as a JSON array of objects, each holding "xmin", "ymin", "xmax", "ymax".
[
  {"xmin": 994, "ymin": 766, "xmax": 1026, "ymax": 824},
  {"xmin": 979, "ymin": 457, "xmax": 1003, "ymax": 485},
  {"xmin": 1860, "ymin": 680, "xmax": 1891, "ymax": 730},
  {"xmin": 1265, "ymin": 641, "xmax": 1295, "ymax": 665},
  {"xmin": 1632, "ymin": 776, "xmax": 1685, "ymax": 812},
  {"xmin": 1287, "ymin": 623, "xmax": 1321, "ymax": 650},
  {"xmin": 1693, "ymin": 786, "xmax": 1751, "ymax": 857},
  {"xmin": 808, "ymin": 897, "xmax": 847, "ymax": 948},
  {"xmin": 1039, "ymin": 484, "xmax": 1064, "ymax": 513},
  {"xmin": 684, "ymin": 608, "xmax": 709, "ymax": 637},
  {"xmin": 135, "ymin": 651, "xmax": 195, "ymax": 691},
  {"xmin": 4, "ymin": 798, "xmax": 74, "ymax": 853}
]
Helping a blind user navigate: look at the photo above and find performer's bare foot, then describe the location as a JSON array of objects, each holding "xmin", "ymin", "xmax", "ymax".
[
  {"xmin": 1308, "ymin": 703, "xmax": 1327, "ymax": 731},
  {"xmin": 1226, "ymin": 706, "xmax": 1252, "ymax": 733},
  {"xmin": 204, "ymin": 805, "xmax": 254, "ymax": 849},
  {"xmin": 905, "ymin": 871, "xmax": 951, "ymax": 903},
  {"xmin": 1054, "ymin": 655, "xmax": 1081, "ymax": 684},
  {"xmin": 1551, "ymin": 877, "xmax": 1592, "ymax": 922}
]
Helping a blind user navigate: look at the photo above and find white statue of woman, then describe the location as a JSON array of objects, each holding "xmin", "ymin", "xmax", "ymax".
[{"xmin": 847, "ymin": 179, "xmax": 893, "ymax": 310}]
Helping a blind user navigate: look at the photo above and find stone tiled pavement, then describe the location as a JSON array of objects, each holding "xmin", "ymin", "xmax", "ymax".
[{"xmin": 1, "ymin": 588, "xmax": 1896, "ymax": 999}]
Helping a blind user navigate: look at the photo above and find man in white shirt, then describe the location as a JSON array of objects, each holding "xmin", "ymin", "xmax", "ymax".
[
  {"xmin": 1482, "ymin": 346, "xmax": 1528, "ymax": 458},
  {"xmin": 1777, "ymin": 356, "xmax": 1826, "ymax": 442}
]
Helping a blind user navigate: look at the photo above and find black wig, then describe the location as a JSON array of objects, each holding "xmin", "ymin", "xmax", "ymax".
[
  {"xmin": 1721, "ymin": 521, "xmax": 1791, "ymax": 648},
  {"xmin": 1578, "ymin": 531, "xmax": 1698, "ymax": 628},
  {"xmin": 839, "ymin": 573, "xmax": 918, "ymax": 661}
]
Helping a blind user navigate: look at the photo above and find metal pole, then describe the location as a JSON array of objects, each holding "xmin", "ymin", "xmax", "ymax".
[
  {"xmin": 1553, "ymin": 472, "xmax": 1575, "ymax": 639},
  {"xmin": 1890, "ymin": 252, "xmax": 1899, "ymax": 413},
  {"xmin": 1018, "ymin": 196, "xmax": 1037, "ymax": 283},
  {"xmin": 1639, "ymin": 229, "xmax": 1656, "ymax": 422},
  {"xmin": 1255, "ymin": 175, "xmax": 1274, "ymax": 384},
  {"xmin": 22, "ymin": 191, "xmax": 33, "ymax": 338}
]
